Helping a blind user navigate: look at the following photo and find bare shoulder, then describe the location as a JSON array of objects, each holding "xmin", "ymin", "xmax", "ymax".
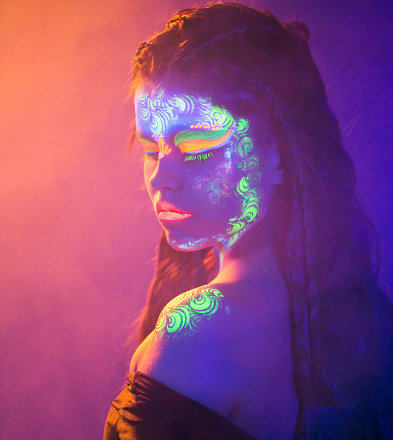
[
  {"xmin": 135, "ymin": 284, "xmax": 235, "ymax": 411},
  {"xmin": 136, "ymin": 279, "xmax": 292, "ymax": 377},
  {"xmin": 130, "ymin": 285, "xmax": 229, "ymax": 374},
  {"xmin": 129, "ymin": 330, "xmax": 154, "ymax": 374},
  {"xmin": 137, "ymin": 284, "xmax": 230, "ymax": 371},
  {"xmin": 133, "ymin": 280, "xmax": 297, "ymax": 438},
  {"xmin": 155, "ymin": 285, "xmax": 229, "ymax": 337}
]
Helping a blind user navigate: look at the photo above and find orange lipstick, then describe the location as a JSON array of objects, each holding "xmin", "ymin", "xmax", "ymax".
[{"xmin": 156, "ymin": 201, "xmax": 192, "ymax": 221}]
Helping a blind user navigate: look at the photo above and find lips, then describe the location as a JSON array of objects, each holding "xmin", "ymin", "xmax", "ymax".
[{"xmin": 156, "ymin": 201, "xmax": 192, "ymax": 221}]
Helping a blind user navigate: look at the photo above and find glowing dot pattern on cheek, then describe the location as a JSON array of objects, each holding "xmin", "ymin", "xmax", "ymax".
[
  {"xmin": 155, "ymin": 287, "xmax": 225, "ymax": 337},
  {"xmin": 193, "ymin": 153, "xmax": 234, "ymax": 205}
]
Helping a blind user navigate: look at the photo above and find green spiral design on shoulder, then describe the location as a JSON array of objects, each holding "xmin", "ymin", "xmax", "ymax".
[
  {"xmin": 155, "ymin": 288, "xmax": 224, "ymax": 337},
  {"xmin": 166, "ymin": 304, "xmax": 192, "ymax": 334},
  {"xmin": 155, "ymin": 289, "xmax": 194, "ymax": 334}
]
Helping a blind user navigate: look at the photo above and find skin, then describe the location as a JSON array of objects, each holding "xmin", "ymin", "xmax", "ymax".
[
  {"xmin": 135, "ymin": 87, "xmax": 283, "ymax": 255},
  {"xmin": 131, "ymin": 86, "xmax": 298, "ymax": 439},
  {"xmin": 155, "ymin": 286, "xmax": 225, "ymax": 337},
  {"xmin": 135, "ymin": 86, "xmax": 285, "ymax": 339}
]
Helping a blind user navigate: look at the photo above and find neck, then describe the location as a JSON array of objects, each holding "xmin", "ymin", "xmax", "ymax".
[{"xmin": 213, "ymin": 217, "xmax": 284, "ymax": 285}]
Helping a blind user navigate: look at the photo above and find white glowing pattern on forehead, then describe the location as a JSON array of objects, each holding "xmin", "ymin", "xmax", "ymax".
[{"xmin": 136, "ymin": 90, "xmax": 234, "ymax": 140}]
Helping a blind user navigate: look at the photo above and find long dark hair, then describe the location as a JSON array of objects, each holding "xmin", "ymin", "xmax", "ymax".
[{"xmin": 131, "ymin": 2, "xmax": 393, "ymax": 436}]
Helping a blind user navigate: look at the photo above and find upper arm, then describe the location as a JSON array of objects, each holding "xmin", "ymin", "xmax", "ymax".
[
  {"xmin": 136, "ymin": 286, "xmax": 234, "ymax": 411},
  {"xmin": 129, "ymin": 331, "xmax": 154, "ymax": 374}
]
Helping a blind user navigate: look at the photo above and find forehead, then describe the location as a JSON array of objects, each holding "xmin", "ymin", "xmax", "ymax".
[{"xmin": 135, "ymin": 88, "xmax": 234, "ymax": 137}]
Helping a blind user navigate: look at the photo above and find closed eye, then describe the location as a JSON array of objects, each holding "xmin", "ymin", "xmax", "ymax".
[
  {"xmin": 140, "ymin": 140, "xmax": 159, "ymax": 154},
  {"xmin": 175, "ymin": 124, "xmax": 234, "ymax": 154},
  {"xmin": 183, "ymin": 151, "xmax": 214, "ymax": 163}
]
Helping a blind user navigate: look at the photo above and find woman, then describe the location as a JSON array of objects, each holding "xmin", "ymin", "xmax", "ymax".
[{"xmin": 104, "ymin": 3, "xmax": 393, "ymax": 439}]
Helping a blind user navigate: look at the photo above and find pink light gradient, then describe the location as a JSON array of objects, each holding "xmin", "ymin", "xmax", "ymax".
[{"xmin": 0, "ymin": 0, "xmax": 392, "ymax": 439}]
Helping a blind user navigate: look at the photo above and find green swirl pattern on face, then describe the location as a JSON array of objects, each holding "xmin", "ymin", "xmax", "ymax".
[
  {"xmin": 234, "ymin": 118, "xmax": 250, "ymax": 136},
  {"xmin": 225, "ymin": 118, "xmax": 263, "ymax": 246},
  {"xmin": 155, "ymin": 287, "xmax": 224, "ymax": 337}
]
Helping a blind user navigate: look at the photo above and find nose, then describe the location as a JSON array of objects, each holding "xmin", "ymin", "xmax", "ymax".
[{"xmin": 147, "ymin": 153, "xmax": 183, "ymax": 192}]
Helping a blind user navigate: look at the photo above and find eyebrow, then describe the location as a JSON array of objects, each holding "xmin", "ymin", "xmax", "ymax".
[
  {"xmin": 136, "ymin": 132, "xmax": 160, "ymax": 153},
  {"xmin": 174, "ymin": 124, "xmax": 234, "ymax": 154},
  {"xmin": 135, "ymin": 132, "xmax": 156, "ymax": 144}
]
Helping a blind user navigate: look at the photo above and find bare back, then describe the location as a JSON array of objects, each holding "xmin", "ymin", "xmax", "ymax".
[{"xmin": 131, "ymin": 276, "xmax": 298, "ymax": 439}]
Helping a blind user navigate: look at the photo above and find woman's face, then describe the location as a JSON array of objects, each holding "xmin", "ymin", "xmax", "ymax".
[{"xmin": 135, "ymin": 87, "xmax": 282, "ymax": 252}]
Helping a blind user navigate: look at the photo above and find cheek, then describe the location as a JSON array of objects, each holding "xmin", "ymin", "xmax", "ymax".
[
  {"xmin": 191, "ymin": 150, "xmax": 240, "ymax": 206},
  {"xmin": 143, "ymin": 160, "xmax": 156, "ymax": 199}
]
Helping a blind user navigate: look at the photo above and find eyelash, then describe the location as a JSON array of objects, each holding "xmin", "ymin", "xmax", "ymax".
[
  {"xmin": 183, "ymin": 152, "xmax": 213, "ymax": 162},
  {"xmin": 144, "ymin": 151, "xmax": 214, "ymax": 162}
]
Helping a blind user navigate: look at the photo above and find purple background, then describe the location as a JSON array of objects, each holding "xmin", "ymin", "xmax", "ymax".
[{"xmin": 1, "ymin": 0, "xmax": 392, "ymax": 438}]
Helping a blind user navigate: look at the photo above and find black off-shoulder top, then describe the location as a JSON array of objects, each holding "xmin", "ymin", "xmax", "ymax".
[
  {"xmin": 104, "ymin": 371, "xmax": 259, "ymax": 440},
  {"xmin": 104, "ymin": 369, "xmax": 393, "ymax": 440}
]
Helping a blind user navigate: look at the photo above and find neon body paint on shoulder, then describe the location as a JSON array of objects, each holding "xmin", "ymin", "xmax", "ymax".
[{"xmin": 155, "ymin": 287, "xmax": 225, "ymax": 337}]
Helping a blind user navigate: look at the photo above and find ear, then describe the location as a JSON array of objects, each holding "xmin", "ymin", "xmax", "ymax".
[
  {"xmin": 266, "ymin": 141, "xmax": 284, "ymax": 185},
  {"xmin": 272, "ymin": 168, "xmax": 284, "ymax": 185}
]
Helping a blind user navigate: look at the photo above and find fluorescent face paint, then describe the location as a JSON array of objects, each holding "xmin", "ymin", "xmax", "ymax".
[
  {"xmin": 137, "ymin": 90, "xmax": 232, "ymax": 138},
  {"xmin": 224, "ymin": 120, "xmax": 263, "ymax": 248},
  {"xmin": 137, "ymin": 132, "xmax": 171, "ymax": 158},
  {"xmin": 174, "ymin": 123, "xmax": 234, "ymax": 154},
  {"xmin": 135, "ymin": 87, "xmax": 278, "ymax": 252},
  {"xmin": 155, "ymin": 287, "xmax": 225, "ymax": 337}
]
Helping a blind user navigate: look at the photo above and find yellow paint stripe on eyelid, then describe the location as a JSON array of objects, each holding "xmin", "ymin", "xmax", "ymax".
[{"xmin": 178, "ymin": 125, "xmax": 233, "ymax": 154}]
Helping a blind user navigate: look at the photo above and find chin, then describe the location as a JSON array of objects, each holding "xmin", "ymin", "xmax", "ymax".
[{"xmin": 165, "ymin": 231, "xmax": 226, "ymax": 252}]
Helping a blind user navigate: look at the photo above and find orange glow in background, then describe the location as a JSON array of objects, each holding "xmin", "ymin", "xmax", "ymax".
[{"xmin": 0, "ymin": 0, "xmax": 392, "ymax": 438}]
